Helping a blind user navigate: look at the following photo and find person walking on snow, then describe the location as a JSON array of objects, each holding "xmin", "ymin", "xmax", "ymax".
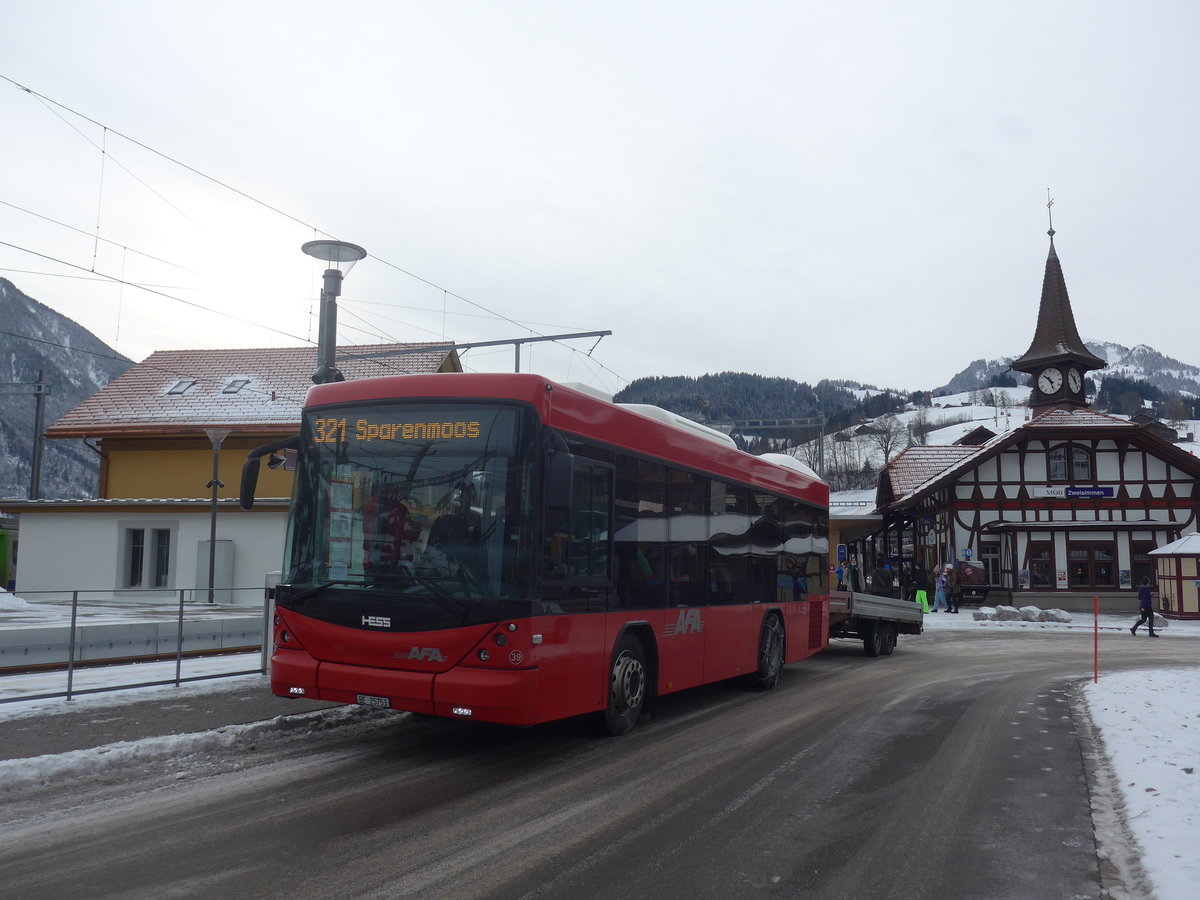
[
  {"xmin": 945, "ymin": 563, "xmax": 961, "ymax": 614},
  {"xmin": 931, "ymin": 565, "xmax": 949, "ymax": 612},
  {"xmin": 912, "ymin": 563, "xmax": 931, "ymax": 613},
  {"xmin": 1131, "ymin": 577, "xmax": 1158, "ymax": 637}
]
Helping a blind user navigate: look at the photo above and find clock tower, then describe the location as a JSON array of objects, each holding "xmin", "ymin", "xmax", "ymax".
[{"xmin": 1009, "ymin": 221, "xmax": 1104, "ymax": 415}]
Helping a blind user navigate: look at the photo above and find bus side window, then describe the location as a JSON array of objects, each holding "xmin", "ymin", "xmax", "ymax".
[
  {"xmin": 668, "ymin": 469, "xmax": 708, "ymax": 607},
  {"xmin": 543, "ymin": 458, "xmax": 613, "ymax": 613},
  {"xmin": 613, "ymin": 455, "xmax": 667, "ymax": 611}
]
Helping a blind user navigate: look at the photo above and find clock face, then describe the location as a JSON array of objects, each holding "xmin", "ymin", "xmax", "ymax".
[
  {"xmin": 1068, "ymin": 367, "xmax": 1082, "ymax": 393},
  {"xmin": 1037, "ymin": 367, "xmax": 1063, "ymax": 395}
]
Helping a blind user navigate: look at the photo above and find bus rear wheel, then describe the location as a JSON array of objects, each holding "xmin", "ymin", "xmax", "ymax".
[
  {"xmin": 754, "ymin": 613, "xmax": 785, "ymax": 690},
  {"xmin": 599, "ymin": 634, "xmax": 647, "ymax": 736}
]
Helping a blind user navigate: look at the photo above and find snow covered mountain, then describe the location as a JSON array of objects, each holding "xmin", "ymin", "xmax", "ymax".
[
  {"xmin": 937, "ymin": 341, "xmax": 1200, "ymax": 398},
  {"xmin": 0, "ymin": 278, "xmax": 133, "ymax": 499}
]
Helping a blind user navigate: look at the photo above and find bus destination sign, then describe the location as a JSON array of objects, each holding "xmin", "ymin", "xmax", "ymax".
[{"xmin": 312, "ymin": 416, "xmax": 483, "ymax": 444}]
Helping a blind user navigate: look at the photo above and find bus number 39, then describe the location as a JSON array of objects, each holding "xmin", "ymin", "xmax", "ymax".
[{"xmin": 314, "ymin": 417, "xmax": 348, "ymax": 443}]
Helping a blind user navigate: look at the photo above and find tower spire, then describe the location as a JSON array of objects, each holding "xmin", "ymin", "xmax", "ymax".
[
  {"xmin": 1046, "ymin": 188, "xmax": 1056, "ymax": 256},
  {"xmin": 1010, "ymin": 198, "xmax": 1105, "ymax": 414}
]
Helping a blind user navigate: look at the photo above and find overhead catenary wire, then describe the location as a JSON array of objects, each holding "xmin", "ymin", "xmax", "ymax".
[
  {"xmin": 13, "ymin": 79, "xmax": 201, "ymax": 228},
  {"xmin": 0, "ymin": 239, "xmax": 313, "ymax": 346},
  {"xmin": 91, "ymin": 126, "xmax": 106, "ymax": 272},
  {"xmin": 0, "ymin": 199, "xmax": 197, "ymax": 274},
  {"xmin": 0, "ymin": 266, "xmax": 191, "ymax": 291},
  {"xmin": 1, "ymin": 72, "xmax": 628, "ymax": 386}
]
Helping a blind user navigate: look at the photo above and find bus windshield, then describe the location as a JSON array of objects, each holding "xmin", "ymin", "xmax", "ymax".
[{"xmin": 281, "ymin": 402, "xmax": 536, "ymax": 630}]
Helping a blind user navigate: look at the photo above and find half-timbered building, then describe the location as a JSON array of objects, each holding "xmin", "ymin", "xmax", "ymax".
[{"xmin": 872, "ymin": 229, "xmax": 1200, "ymax": 613}]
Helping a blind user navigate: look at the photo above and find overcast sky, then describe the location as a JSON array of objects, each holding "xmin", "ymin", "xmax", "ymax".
[{"xmin": 2, "ymin": 1, "xmax": 1197, "ymax": 395}]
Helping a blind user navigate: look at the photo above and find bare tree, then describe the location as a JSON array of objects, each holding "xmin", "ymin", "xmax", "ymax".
[
  {"xmin": 866, "ymin": 413, "xmax": 907, "ymax": 463},
  {"xmin": 1166, "ymin": 394, "xmax": 1189, "ymax": 429},
  {"xmin": 910, "ymin": 407, "xmax": 931, "ymax": 446},
  {"xmin": 827, "ymin": 435, "xmax": 863, "ymax": 490},
  {"xmin": 796, "ymin": 435, "xmax": 826, "ymax": 473}
]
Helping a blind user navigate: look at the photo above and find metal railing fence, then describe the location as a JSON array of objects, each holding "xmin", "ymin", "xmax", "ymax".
[{"xmin": 0, "ymin": 585, "xmax": 273, "ymax": 703}]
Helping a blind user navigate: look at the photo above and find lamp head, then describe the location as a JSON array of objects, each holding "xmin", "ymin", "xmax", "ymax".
[
  {"xmin": 204, "ymin": 427, "xmax": 232, "ymax": 449},
  {"xmin": 302, "ymin": 239, "xmax": 367, "ymax": 276}
]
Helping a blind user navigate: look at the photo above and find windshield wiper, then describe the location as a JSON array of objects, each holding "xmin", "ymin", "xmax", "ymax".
[
  {"xmin": 279, "ymin": 579, "xmax": 372, "ymax": 607},
  {"xmin": 404, "ymin": 569, "xmax": 471, "ymax": 618}
]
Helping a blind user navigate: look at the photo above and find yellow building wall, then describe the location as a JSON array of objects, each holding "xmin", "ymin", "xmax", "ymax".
[
  {"xmin": 104, "ymin": 443, "xmax": 294, "ymax": 500},
  {"xmin": 1155, "ymin": 557, "xmax": 1199, "ymax": 617}
]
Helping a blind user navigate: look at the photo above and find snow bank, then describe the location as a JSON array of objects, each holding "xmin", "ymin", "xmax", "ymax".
[
  {"xmin": 1082, "ymin": 668, "xmax": 1200, "ymax": 900},
  {"xmin": 0, "ymin": 703, "xmax": 391, "ymax": 794},
  {"xmin": 973, "ymin": 605, "xmax": 1072, "ymax": 623},
  {"xmin": 0, "ymin": 589, "xmax": 35, "ymax": 611}
]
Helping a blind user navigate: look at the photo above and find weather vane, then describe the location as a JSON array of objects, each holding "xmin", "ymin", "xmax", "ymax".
[{"xmin": 1046, "ymin": 188, "xmax": 1055, "ymax": 238}]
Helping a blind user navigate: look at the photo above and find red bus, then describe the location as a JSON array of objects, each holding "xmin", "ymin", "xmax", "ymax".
[{"xmin": 243, "ymin": 373, "xmax": 831, "ymax": 734}]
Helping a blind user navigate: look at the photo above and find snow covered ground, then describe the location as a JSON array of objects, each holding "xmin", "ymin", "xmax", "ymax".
[{"xmin": 2, "ymin": 594, "xmax": 1198, "ymax": 898}]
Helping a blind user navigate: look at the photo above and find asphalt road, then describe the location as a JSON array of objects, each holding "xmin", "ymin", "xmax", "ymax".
[{"xmin": 1, "ymin": 628, "xmax": 1192, "ymax": 899}]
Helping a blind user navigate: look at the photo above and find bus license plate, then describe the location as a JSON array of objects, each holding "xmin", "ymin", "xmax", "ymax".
[{"xmin": 357, "ymin": 694, "xmax": 390, "ymax": 709}]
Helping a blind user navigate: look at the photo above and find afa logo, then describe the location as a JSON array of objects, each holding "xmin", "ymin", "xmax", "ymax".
[
  {"xmin": 404, "ymin": 647, "xmax": 445, "ymax": 662},
  {"xmin": 664, "ymin": 608, "xmax": 704, "ymax": 637}
]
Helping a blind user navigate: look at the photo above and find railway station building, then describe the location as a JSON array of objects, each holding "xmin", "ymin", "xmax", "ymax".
[{"xmin": 865, "ymin": 230, "xmax": 1200, "ymax": 615}]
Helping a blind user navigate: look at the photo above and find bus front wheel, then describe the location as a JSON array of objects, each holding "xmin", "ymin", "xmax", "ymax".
[{"xmin": 600, "ymin": 635, "xmax": 647, "ymax": 736}]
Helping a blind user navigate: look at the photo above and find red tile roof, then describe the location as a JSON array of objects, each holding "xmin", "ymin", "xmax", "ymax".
[
  {"xmin": 47, "ymin": 343, "xmax": 460, "ymax": 438},
  {"xmin": 1023, "ymin": 407, "xmax": 1134, "ymax": 429},
  {"xmin": 884, "ymin": 446, "xmax": 982, "ymax": 497}
]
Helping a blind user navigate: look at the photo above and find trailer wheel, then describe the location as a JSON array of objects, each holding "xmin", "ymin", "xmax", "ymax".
[
  {"xmin": 880, "ymin": 623, "xmax": 897, "ymax": 656},
  {"xmin": 753, "ymin": 613, "xmax": 785, "ymax": 690},
  {"xmin": 863, "ymin": 622, "xmax": 884, "ymax": 657},
  {"xmin": 599, "ymin": 634, "xmax": 647, "ymax": 736}
]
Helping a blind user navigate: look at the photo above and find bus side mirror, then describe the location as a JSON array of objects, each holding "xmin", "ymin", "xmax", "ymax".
[
  {"xmin": 545, "ymin": 431, "xmax": 573, "ymax": 512},
  {"xmin": 240, "ymin": 436, "xmax": 300, "ymax": 510}
]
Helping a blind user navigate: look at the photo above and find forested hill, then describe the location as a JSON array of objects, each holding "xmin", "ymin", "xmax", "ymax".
[{"xmin": 613, "ymin": 372, "xmax": 878, "ymax": 429}]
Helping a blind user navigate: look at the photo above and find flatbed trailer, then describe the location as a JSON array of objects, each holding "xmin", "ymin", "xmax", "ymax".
[{"xmin": 827, "ymin": 590, "xmax": 924, "ymax": 657}]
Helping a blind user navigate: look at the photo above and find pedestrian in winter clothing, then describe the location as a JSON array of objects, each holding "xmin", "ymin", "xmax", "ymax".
[
  {"xmin": 945, "ymin": 564, "xmax": 961, "ymax": 614},
  {"xmin": 844, "ymin": 555, "xmax": 864, "ymax": 592},
  {"xmin": 931, "ymin": 565, "xmax": 949, "ymax": 612},
  {"xmin": 1130, "ymin": 577, "xmax": 1158, "ymax": 637},
  {"xmin": 912, "ymin": 563, "xmax": 930, "ymax": 612},
  {"xmin": 870, "ymin": 560, "xmax": 894, "ymax": 597}
]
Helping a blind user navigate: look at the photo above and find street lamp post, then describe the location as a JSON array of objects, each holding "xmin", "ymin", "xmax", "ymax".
[
  {"xmin": 302, "ymin": 240, "xmax": 368, "ymax": 384},
  {"xmin": 204, "ymin": 427, "xmax": 231, "ymax": 604}
]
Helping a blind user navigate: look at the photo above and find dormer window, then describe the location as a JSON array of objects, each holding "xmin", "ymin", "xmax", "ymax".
[
  {"xmin": 222, "ymin": 377, "xmax": 251, "ymax": 395},
  {"xmin": 167, "ymin": 379, "xmax": 197, "ymax": 396},
  {"xmin": 1049, "ymin": 444, "xmax": 1093, "ymax": 481}
]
